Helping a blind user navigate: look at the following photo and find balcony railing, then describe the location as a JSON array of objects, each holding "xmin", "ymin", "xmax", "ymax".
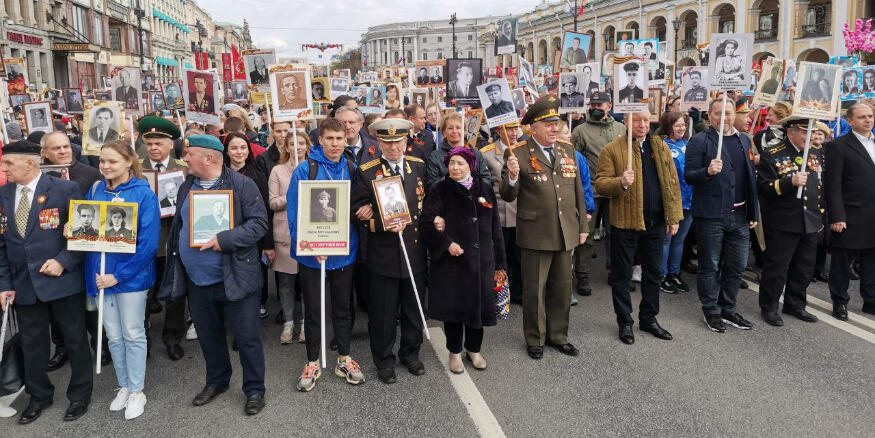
[
  {"xmin": 754, "ymin": 27, "xmax": 779, "ymax": 42},
  {"xmin": 797, "ymin": 21, "xmax": 830, "ymax": 38}
]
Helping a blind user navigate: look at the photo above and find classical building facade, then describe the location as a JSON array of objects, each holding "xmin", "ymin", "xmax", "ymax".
[
  {"xmin": 359, "ymin": 16, "xmax": 497, "ymax": 68},
  {"xmin": 184, "ymin": 0, "xmax": 249, "ymax": 71},
  {"xmin": 151, "ymin": 0, "xmax": 190, "ymax": 83},
  {"xmin": 477, "ymin": 0, "xmax": 875, "ymax": 70}
]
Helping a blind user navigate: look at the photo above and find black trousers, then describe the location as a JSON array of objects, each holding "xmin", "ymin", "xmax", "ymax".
[
  {"xmin": 443, "ymin": 322, "xmax": 483, "ymax": 354},
  {"xmin": 830, "ymin": 247, "xmax": 875, "ymax": 306},
  {"xmin": 758, "ymin": 228, "xmax": 817, "ymax": 313},
  {"xmin": 145, "ymin": 256, "xmax": 187, "ymax": 348},
  {"xmin": 17, "ymin": 293, "xmax": 93, "ymax": 404},
  {"xmin": 578, "ymin": 198, "xmax": 611, "ymax": 272},
  {"xmin": 299, "ymin": 265, "xmax": 354, "ymax": 362},
  {"xmin": 186, "ymin": 280, "xmax": 265, "ymax": 396},
  {"xmin": 352, "ymin": 261, "xmax": 370, "ymax": 314},
  {"xmin": 368, "ymin": 272, "xmax": 424, "ymax": 370},
  {"xmin": 502, "ymin": 227, "xmax": 523, "ymax": 303},
  {"xmin": 50, "ymin": 308, "xmax": 105, "ymax": 353},
  {"xmin": 610, "ymin": 221, "xmax": 665, "ymax": 325}
]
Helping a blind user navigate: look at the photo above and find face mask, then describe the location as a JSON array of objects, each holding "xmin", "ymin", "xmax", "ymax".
[{"xmin": 588, "ymin": 108, "xmax": 606, "ymax": 121}]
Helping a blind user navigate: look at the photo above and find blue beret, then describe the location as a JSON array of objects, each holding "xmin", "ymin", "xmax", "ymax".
[{"xmin": 187, "ymin": 134, "xmax": 224, "ymax": 152}]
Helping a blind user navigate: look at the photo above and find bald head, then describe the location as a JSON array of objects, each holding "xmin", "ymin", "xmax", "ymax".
[{"xmin": 40, "ymin": 131, "xmax": 74, "ymax": 165}]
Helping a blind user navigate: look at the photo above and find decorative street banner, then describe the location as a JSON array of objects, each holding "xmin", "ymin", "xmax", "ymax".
[
  {"xmin": 792, "ymin": 61, "xmax": 842, "ymax": 120},
  {"xmin": 296, "ymin": 180, "xmax": 351, "ymax": 257},
  {"xmin": 495, "ymin": 17, "xmax": 519, "ymax": 55},
  {"xmin": 67, "ymin": 200, "xmax": 138, "ymax": 254},
  {"xmin": 707, "ymin": 33, "xmax": 754, "ymax": 91}
]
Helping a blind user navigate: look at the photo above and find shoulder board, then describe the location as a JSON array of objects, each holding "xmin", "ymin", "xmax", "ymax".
[
  {"xmin": 406, "ymin": 156, "xmax": 425, "ymax": 163},
  {"xmin": 556, "ymin": 139, "xmax": 573, "ymax": 147},
  {"xmin": 480, "ymin": 143, "xmax": 496, "ymax": 153},
  {"xmin": 769, "ymin": 143, "xmax": 786, "ymax": 153},
  {"xmin": 138, "ymin": 158, "xmax": 145, "ymax": 164},
  {"xmin": 173, "ymin": 159, "xmax": 188, "ymax": 167},
  {"xmin": 360, "ymin": 159, "xmax": 381, "ymax": 171},
  {"xmin": 510, "ymin": 140, "xmax": 528, "ymax": 151}
]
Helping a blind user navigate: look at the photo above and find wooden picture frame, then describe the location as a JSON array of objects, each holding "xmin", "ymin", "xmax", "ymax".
[
  {"xmin": 141, "ymin": 170, "xmax": 158, "ymax": 195},
  {"xmin": 372, "ymin": 175, "xmax": 411, "ymax": 229},
  {"xmin": 157, "ymin": 169, "xmax": 186, "ymax": 218},
  {"xmin": 188, "ymin": 190, "xmax": 234, "ymax": 247},
  {"xmin": 648, "ymin": 88, "xmax": 664, "ymax": 122},
  {"xmin": 22, "ymin": 100, "xmax": 53, "ymax": 134}
]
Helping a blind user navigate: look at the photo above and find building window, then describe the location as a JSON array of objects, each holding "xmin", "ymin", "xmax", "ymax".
[
  {"xmin": 422, "ymin": 52, "xmax": 428, "ymax": 60},
  {"xmin": 92, "ymin": 13, "xmax": 104, "ymax": 46},
  {"xmin": 71, "ymin": 6, "xmax": 88, "ymax": 37},
  {"xmin": 422, "ymin": 37, "xmax": 427, "ymax": 43},
  {"xmin": 438, "ymin": 36, "xmax": 442, "ymax": 42},
  {"xmin": 109, "ymin": 28, "xmax": 122, "ymax": 52},
  {"xmin": 468, "ymin": 50, "xmax": 473, "ymax": 58},
  {"xmin": 468, "ymin": 34, "xmax": 472, "ymax": 41},
  {"xmin": 438, "ymin": 52, "xmax": 443, "ymax": 59}
]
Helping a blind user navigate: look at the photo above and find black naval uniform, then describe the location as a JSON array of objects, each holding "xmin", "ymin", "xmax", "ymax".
[
  {"xmin": 756, "ymin": 137, "xmax": 825, "ymax": 314},
  {"xmin": 352, "ymin": 156, "xmax": 428, "ymax": 371}
]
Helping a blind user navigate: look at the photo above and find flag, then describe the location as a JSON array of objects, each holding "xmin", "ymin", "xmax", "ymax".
[
  {"xmin": 231, "ymin": 45, "xmax": 246, "ymax": 80},
  {"xmin": 577, "ymin": 2, "xmax": 585, "ymax": 16},
  {"xmin": 194, "ymin": 52, "xmax": 209, "ymax": 70},
  {"xmin": 221, "ymin": 53, "xmax": 233, "ymax": 82}
]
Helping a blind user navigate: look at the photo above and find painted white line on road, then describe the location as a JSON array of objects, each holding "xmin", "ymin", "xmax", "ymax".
[
  {"xmin": 804, "ymin": 295, "xmax": 875, "ymax": 331},
  {"xmin": 745, "ymin": 283, "xmax": 875, "ymax": 345},
  {"xmin": 427, "ymin": 327, "xmax": 506, "ymax": 438}
]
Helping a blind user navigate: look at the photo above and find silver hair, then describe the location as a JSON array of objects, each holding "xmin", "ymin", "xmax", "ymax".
[
  {"xmin": 335, "ymin": 106, "xmax": 364, "ymax": 122},
  {"xmin": 40, "ymin": 131, "xmax": 71, "ymax": 149}
]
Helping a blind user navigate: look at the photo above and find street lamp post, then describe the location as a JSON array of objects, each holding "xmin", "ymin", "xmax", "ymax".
[
  {"xmin": 450, "ymin": 13, "xmax": 457, "ymax": 58},
  {"xmin": 603, "ymin": 32, "xmax": 610, "ymax": 55},
  {"xmin": 135, "ymin": 0, "xmax": 146, "ymax": 71},
  {"xmin": 672, "ymin": 17, "xmax": 681, "ymax": 65},
  {"xmin": 573, "ymin": 0, "xmax": 578, "ymax": 32}
]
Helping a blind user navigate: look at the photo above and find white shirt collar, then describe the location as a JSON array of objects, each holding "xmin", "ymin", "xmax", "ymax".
[
  {"xmin": 852, "ymin": 130, "xmax": 874, "ymax": 143},
  {"xmin": 17, "ymin": 173, "xmax": 41, "ymax": 195},
  {"xmin": 150, "ymin": 156, "xmax": 171, "ymax": 170},
  {"xmin": 385, "ymin": 156, "xmax": 404, "ymax": 168}
]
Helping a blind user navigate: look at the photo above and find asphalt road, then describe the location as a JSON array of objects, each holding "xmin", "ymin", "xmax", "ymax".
[{"xmin": 4, "ymin": 243, "xmax": 874, "ymax": 437}]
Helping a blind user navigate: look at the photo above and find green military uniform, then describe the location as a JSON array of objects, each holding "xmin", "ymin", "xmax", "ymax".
[{"xmin": 499, "ymin": 96, "xmax": 587, "ymax": 352}]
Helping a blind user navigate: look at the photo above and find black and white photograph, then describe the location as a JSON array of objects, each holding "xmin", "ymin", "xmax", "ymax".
[
  {"xmin": 82, "ymin": 100, "xmax": 124, "ymax": 155},
  {"xmin": 613, "ymin": 59, "xmax": 648, "ymax": 113},
  {"xmin": 64, "ymin": 88, "xmax": 84, "ymax": 113},
  {"xmin": 575, "ymin": 62, "xmax": 601, "ymax": 100},
  {"xmin": 332, "ymin": 68, "xmax": 351, "ymax": 79},
  {"xmin": 414, "ymin": 60, "xmax": 446, "ymax": 88},
  {"xmin": 311, "ymin": 77, "xmax": 329, "ymax": 103},
  {"xmin": 753, "ymin": 57, "xmax": 784, "ymax": 107},
  {"xmin": 43, "ymin": 89, "xmax": 61, "ymax": 110},
  {"xmin": 559, "ymin": 72, "xmax": 587, "ymax": 112},
  {"xmin": 22, "ymin": 101, "xmax": 52, "ymax": 134},
  {"xmin": 309, "ymin": 188, "xmax": 338, "ymax": 223},
  {"xmin": 560, "ymin": 31, "xmax": 592, "ymax": 69},
  {"xmin": 495, "ymin": 17, "xmax": 518, "ymax": 55},
  {"xmin": 864, "ymin": 68, "xmax": 875, "ymax": 96},
  {"xmin": 446, "ymin": 58, "xmax": 483, "ymax": 107},
  {"xmin": 840, "ymin": 68, "xmax": 863, "ymax": 101},
  {"xmin": 67, "ymin": 201, "xmax": 138, "ymax": 253},
  {"xmin": 511, "ymin": 88, "xmax": 527, "ymax": 114},
  {"xmin": 141, "ymin": 73, "xmax": 156, "ymax": 91},
  {"xmin": 477, "ymin": 78, "xmax": 517, "ymax": 128},
  {"xmin": 10, "ymin": 93, "xmax": 31, "ymax": 108},
  {"xmin": 102, "ymin": 76, "xmax": 112, "ymax": 89},
  {"xmin": 70, "ymin": 202, "xmax": 101, "ymax": 238},
  {"xmin": 680, "ymin": 66, "xmax": 709, "ymax": 111},
  {"xmin": 465, "ymin": 109, "xmax": 483, "ymax": 144},
  {"xmin": 373, "ymin": 176, "xmax": 411, "ymax": 229},
  {"xmin": 104, "ymin": 205, "xmax": 135, "ymax": 241},
  {"xmin": 183, "ymin": 69, "xmax": 220, "ymax": 125},
  {"xmin": 112, "ymin": 67, "xmax": 144, "ymax": 114},
  {"xmin": 244, "ymin": 49, "xmax": 276, "ymax": 87},
  {"xmin": 230, "ymin": 81, "xmax": 248, "ymax": 101},
  {"xmin": 793, "ymin": 61, "xmax": 841, "ymax": 119},
  {"xmin": 149, "ymin": 91, "xmax": 166, "ymax": 112},
  {"xmin": 708, "ymin": 32, "xmax": 754, "ymax": 90},
  {"xmin": 270, "ymin": 66, "xmax": 313, "ymax": 120},
  {"xmin": 158, "ymin": 170, "xmax": 186, "ymax": 218},
  {"xmin": 189, "ymin": 190, "xmax": 234, "ymax": 247},
  {"xmin": 329, "ymin": 77, "xmax": 349, "ymax": 99},
  {"xmin": 409, "ymin": 88, "xmax": 428, "ymax": 107},
  {"xmin": 162, "ymin": 82, "xmax": 184, "ymax": 109},
  {"xmin": 312, "ymin": 65, "xmax": 329, "ymax": 78},
  {"xmin": 361, "ymin": 86, "xmax": 386, "ymax": 114},
  {"xmin": 360, "ymin": 71, "xmax": 377, "ymax": 83}
]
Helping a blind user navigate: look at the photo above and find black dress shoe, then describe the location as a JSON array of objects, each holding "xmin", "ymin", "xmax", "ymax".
[
  {"xmin": 863, "ymin": 302, "xmax": 875, "ymax": 315},
  {"xmin": 739, "ymin": 280, "xmax": 749, "ymax": 290},
  {"xmin": 377, "ymin": 368, "xmax": 396, "ymax": 384},
  {"xmin": 167, "ymin": 344, "xmax": 185, "ymax": 361},
  {"xmin": 526, "ymin": 346, "xmax": 543, "ymax": 359},
  {"xmin": 244, "ymin": 394, "xmax": 265, "ymax": 416},
  {"xmin": 547, "ymin": 342, "xmax": 580, "ymax": 356},
  {"xmin": 783, "ymin": 307, "xmax": 818, "ymax": 323},
  {"xmin": 100, "ymin": 350, "xmax": 112, "ymax": 366},
  {"xmin": 814, "ymin": 271, "xmax": 829, "ymax": 282},
  {"xmin": 47, "ymin": 349, "xmax": 69, "ymax": 372},
  {"xmin": 849, "ymin": 270, "xmax": 860, "ymax": 281},
  {"xmin": 63, "ymin": 399, "xmax": 89, "ymax": 422},
  {"xmin": 833, "ymin": 303, "xmax": 849, "ymax": 321},
  {"xmin": 618, "ymin": 325, "xmax": 634, "ymax": 344},
  {"xmin": 762, "ymin": 311, "xmax": 784, "ymax": 327},
  {"xmin": 402, "ymin": 360, "xmax": 425, "ymax": 376},
  {"xmin": 640, "ymin": 322, "xmax": 673, "ymax": 340},
  {"xmin": 192, "ymin": 385, "xmax": 228, "ymax": 406},
  {"xmin": 18, "ymin": 401, "xmax": 52, "ymax": 425}
]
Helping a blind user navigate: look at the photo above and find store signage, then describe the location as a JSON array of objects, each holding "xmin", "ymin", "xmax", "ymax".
[{"xmin": 7, "ymin": 32, "xmax": 43, "ymax": 46}]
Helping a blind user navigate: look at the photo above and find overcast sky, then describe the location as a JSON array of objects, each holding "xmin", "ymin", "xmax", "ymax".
[{"xmin": 198, "ymin": 0, "xmax": 547, "ymax": 62}]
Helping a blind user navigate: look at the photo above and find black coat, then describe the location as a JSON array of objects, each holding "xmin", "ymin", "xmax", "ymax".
[
  {"xmin": 824, "ymin": 133, "xmax": 875, "ymax": 249},
  {"xmin": 421, "ymin": 176, "xmax": 506, "ymax": 328},
  {"xmin": 685, "ymin": 128, "xmax": 759, "ymax": 222}
]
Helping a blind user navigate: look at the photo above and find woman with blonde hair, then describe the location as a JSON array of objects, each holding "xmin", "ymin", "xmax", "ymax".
[
  {"xmin": 426, "ymin": 111, "xmax": 492, "ymax": 186},
  {"xmin": 753, "ymin": 101, "xmax": 792, "ymax": 151}
]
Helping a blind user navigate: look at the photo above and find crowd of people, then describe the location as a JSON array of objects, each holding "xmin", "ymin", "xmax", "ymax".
[{"xmin": 0, "ymin": 67, "xmax": 873, "ymax": 427}]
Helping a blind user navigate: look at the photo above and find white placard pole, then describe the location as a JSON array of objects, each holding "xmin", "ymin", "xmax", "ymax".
[
  {"xmin": 128, "ymin": 115, "xmax": 135, "ymax": 151},
  {"xmin": 397, "ymin": 231, "xmax": 430, "ymax": 340},
  {"xmin": 0, "ymin": 303, "xmax": 9, "ymax": 363},
  {"xmin": 716, "ymin": 92, "xmax": 728, "ymax": 159},
  {"xmin": 796, "ymin": 118, "xmax": 815, "ymax": 199},
  {"xmin": 174, "ymin": 109, "xmax": 184, "ymax": 136},
  {"xmin": 319, "ymin": 259, "xmax": 327, "ymax": 369},
  {"xmin": 95, "ymin": 252, "xmax": 106, "ymax": 374}
]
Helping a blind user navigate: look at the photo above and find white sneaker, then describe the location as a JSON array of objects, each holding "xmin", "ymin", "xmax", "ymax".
[
  {"xmin": 186, "ymin": 324, "xmax": 198, "ymax": 340},
  {"xmin": 280, "ymin": 322, "xmax": 294, "ymax": 344},
  {"xmin": 632, "ymin": 265, "xmax": 642, "ymax": 283},
  {"xmin": 110, "ymin": 387, "xmax": 131, "ymax": 411},
  {"xmin": 0, "ymin": 402, "xmax": 16, "ymax": 418},
  {"xmin": 124, "ymin": 392, "xmax": 146, "ymax": 420}
]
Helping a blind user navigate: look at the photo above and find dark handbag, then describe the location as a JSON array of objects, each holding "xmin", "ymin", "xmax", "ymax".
[{"xmin": 0, "ymin": 308, "xmax": 24, "ymax": 398}]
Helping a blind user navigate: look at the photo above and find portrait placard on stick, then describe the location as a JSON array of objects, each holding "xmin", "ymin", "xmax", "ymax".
[
  {"xmin": 464, "ymin": 109, "xmax": 484, "ymax": 146},
  {"xmin": 446, "ymin": 58, "xmax": 483, "ymax": 108},
  {"xmin": 414, "ymin": 60, "xmax": 445, "ymax": 87},
  {"xmin": 182, "ymin": 68, "xmax": 220, "ymax": 125},
  {"xmin": 558, "ymin": 72, "xmax": 587, "ymax": 113},
  {"xmin": 680, "ymin": 66, "xmax": 709, "ymax": 111},
  {"xmin": 243, "ymin": 49, "xmax": 277, "ymax": 89},
  {"xmin": 189, "ymin": 190, "xmax": 234, "ymax": 247},
  {"xmin": 372, "ymin": 176, "xmax": 411, "ymax": 229},
  {"xmin": 161, "ymin": 83, "xmax": 184, "ymax": 109},
  {"xmin": 295, "ymin": 180, "xmax": 351, "ymax": 257},
  {"xmin": 477, "ymin": 78, "xmax": 518, "ymax": 128},
  {"xmin": 112, "ymin": 67, "xmax": 143, "ymax": 116},
  {"xmin": 707, "ymin": 33, "xmax": 754, "ymax": 91},
  {"xmin": 792, "ymin": 61, "xmax": 841, "ymax": 120},
  {"xmin": 269, "ymin": 64, "xmax": 313, "ymax": 121},
  {"xmin": 67, "ymin": 200, "xmax": 138, "ymax": 254},
  {"xmin": 840, "ymin": 67, "xmax": 865, "ymax": 101},
  {"xmin": 612, "ymin": 57, "xmax": 648, "ymax": 113},
  {"xmin": 82, "ymin": 100, "xmax": 125, "ymax": 156},
  {"xmin": 22, "ymin": 101, "xmax": 52, "ymax": 134},
  {"xmin": 560, "ymin": 31, "xmax": 592, "ymax": 69},
  {"xmin": 158, "ymin": 170, "xmax": 186, "ymax": 218},
  {"xmin": 752, "ymin": 57, "xmax": 784, "ymax": 107}
]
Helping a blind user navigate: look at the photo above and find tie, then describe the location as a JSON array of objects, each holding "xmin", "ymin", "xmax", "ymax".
[
  {"xmin": 98, "ymin": 130, "xmax": 104, "ymax": 143},
  {"xmin": 16, "ymin": 186, "xmax": 30, "ymax": 236},
  {"xmin": 543, "ymin": 147, "xmax": 555, "ymax": 165},
  {"xmin": 394, "ymin": 164, "xmax": 403, "ymax": 181},
  {"xmin": 156, "ymin": 163, "xmax": 165, "ymax": 172}
]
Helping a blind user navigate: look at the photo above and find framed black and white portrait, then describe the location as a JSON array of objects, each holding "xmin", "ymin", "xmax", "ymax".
[
  {"xmin": 23, "ymin": 101, "xmax": 52, "ymax": 134},
  {"xmin": 446, "ymin": 58, "xmax": 483, "ymax": 107}
]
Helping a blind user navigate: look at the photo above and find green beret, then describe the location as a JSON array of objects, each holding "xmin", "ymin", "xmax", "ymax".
[
  {"xmin": 138, "ymin": 116, "xmax": 181, "ymax": 140},
  {"xmin": 187, "ymin": 134, "xmax": 224, "ymax": 152},
  {"xmin": 520, "ymin": 95, "xmax": 561, "ymax": 125}
]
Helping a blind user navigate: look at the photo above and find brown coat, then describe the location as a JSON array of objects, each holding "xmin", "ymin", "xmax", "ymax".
[
  {"xmin": 480, "ymin": 141, "xmax": 517, "ymax": 228},
  {"xmin": 268, "ymin": 161, "xmax": 299, "ymax": 274},
  {"xmin": 594, "ymin": 135, "xmax": 683, "ymax": 231}
]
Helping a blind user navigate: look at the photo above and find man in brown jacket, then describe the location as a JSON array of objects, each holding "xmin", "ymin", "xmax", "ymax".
[
  {"xmin": 500, "ymin": 96, "xmax": 588, "ymax": 359},
  {"xmin": 595, "ymin": 111, "xmax": 683, "ymax": 345}
]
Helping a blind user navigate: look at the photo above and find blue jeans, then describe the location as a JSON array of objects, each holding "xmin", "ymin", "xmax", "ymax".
[
  {"xmin": 662, "ymin": 211, "xmax": 693, "ymax": 275},
  {"xmin": 102, "ymin": 290, "xmax": 148, "ymax": 392},
  {"xmin": 695, "ymin": 210, "xmax": 750, "ymax": 316}
]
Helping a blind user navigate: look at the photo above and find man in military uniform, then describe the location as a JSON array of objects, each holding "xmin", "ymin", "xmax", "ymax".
[
  {"xmin": 72, "ymin": 204, "xmax": 98, "ymax": 236},
  {"xmin": 484, "ymin": 83, "xmax": 515, "ymax": 118},
  {"xmin": 756, "ymin": 117, "xmax": 824, "ymax": 325},
  {"xmin": 560, "ymin": 75, "xmax": 586, "ymax": 108},
  {"xmin": 683, "ymin": 70, "xmax": 708, "ymax": 102},
  {"xmin": 138, "ymin": 116, "xmax": 190, "ymax": 361},
  {"xmin": 382, "ymin": 186, "xmax": 407, "ymax": 216},
  {"xmin": 562, "ymin": 37, "xmax": 587, "ymax": 67},
  {"xmin": 352, "ymin": 118, "xmax": 428, "ymax": 384},
  {"xmin": 500, "ymin": 96, "xmax": 588, "ymax": 359},
  {"xmin": 618, "ymin": 62, "xmax": 644, "ymax": 103},
  {"xmin": 760, "ymin": 64, "xmax": 781, "ymax": 95}
]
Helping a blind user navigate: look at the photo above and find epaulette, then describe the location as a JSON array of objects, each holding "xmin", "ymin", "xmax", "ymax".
[
  {"xmin": 769, "ymin": 143, "xmax": 786, "ymax": 153},
  {"xmin": 173, "ymin": 159, "xmax": 188, "ymax": 167},
  {"xmin": 360, "ymin": 159, "xmax": 381, "ymax": 171},
  {"xmin": 406, "ymin": 156, "xmax": 424, "ymax": 163},
  {"xmin": 480, "ymin": 143, "xmax": 496, "ymax": 153},
  {"xmin": 509, "ymin": 140, "xmax": 527, "ymax": 151},
  {"xmin": 557, "ymin": 139, "xmax": 573, "ymax": 147}
]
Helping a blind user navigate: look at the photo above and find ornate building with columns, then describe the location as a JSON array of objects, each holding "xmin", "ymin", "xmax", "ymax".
[{"xmin": 478, "ymin": 0, "xmax": 875, "ymax": 71}]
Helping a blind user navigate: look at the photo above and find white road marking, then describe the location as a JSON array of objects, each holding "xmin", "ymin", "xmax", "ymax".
[
  {"xmin": 745, "ymin": 283, "xmax": 875, "ymax": 344},
  {"xmin": 427, "ymin": 327, "xmax": 507, "ymax": 438},
  {"xmin": 804, "ymin": 294, "xmax": 875, "ymax": 331}
]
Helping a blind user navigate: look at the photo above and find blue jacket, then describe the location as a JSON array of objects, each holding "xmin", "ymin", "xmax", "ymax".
[
  {"xmin": 159, "ymin": 167, "xmax": 268, "ymax": 302},
  {"xmin": 0, "ymin": 175, "xmax": 84, "ymax": 305},
  {"xmin": 287, "ymin": 145, "xmax": 359, "ymax": 270},
  {"xmin": 574, "ymin": 151, "xmax": 596, "ymax": 214},
  {"xmin": 84, "ymin": 176, "xmax": 160, "ymax": 297},
  {"xmin": 684, "ymin": 128, "xmax": 759, "ymax": 222},
  {"xmin": 664, "ymin": 137, "xmax": 693, "ymax": 210}
]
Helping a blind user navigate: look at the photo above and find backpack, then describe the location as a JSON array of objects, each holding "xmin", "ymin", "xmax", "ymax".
[{"xmin": 307, "ymin": 158, "xmax": 355, "ymax": 181}]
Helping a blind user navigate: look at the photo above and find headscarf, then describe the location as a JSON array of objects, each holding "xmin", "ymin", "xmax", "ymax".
[{"xmin": 444, "ymin": 146, "xmax": 476, "ymax": 172}]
